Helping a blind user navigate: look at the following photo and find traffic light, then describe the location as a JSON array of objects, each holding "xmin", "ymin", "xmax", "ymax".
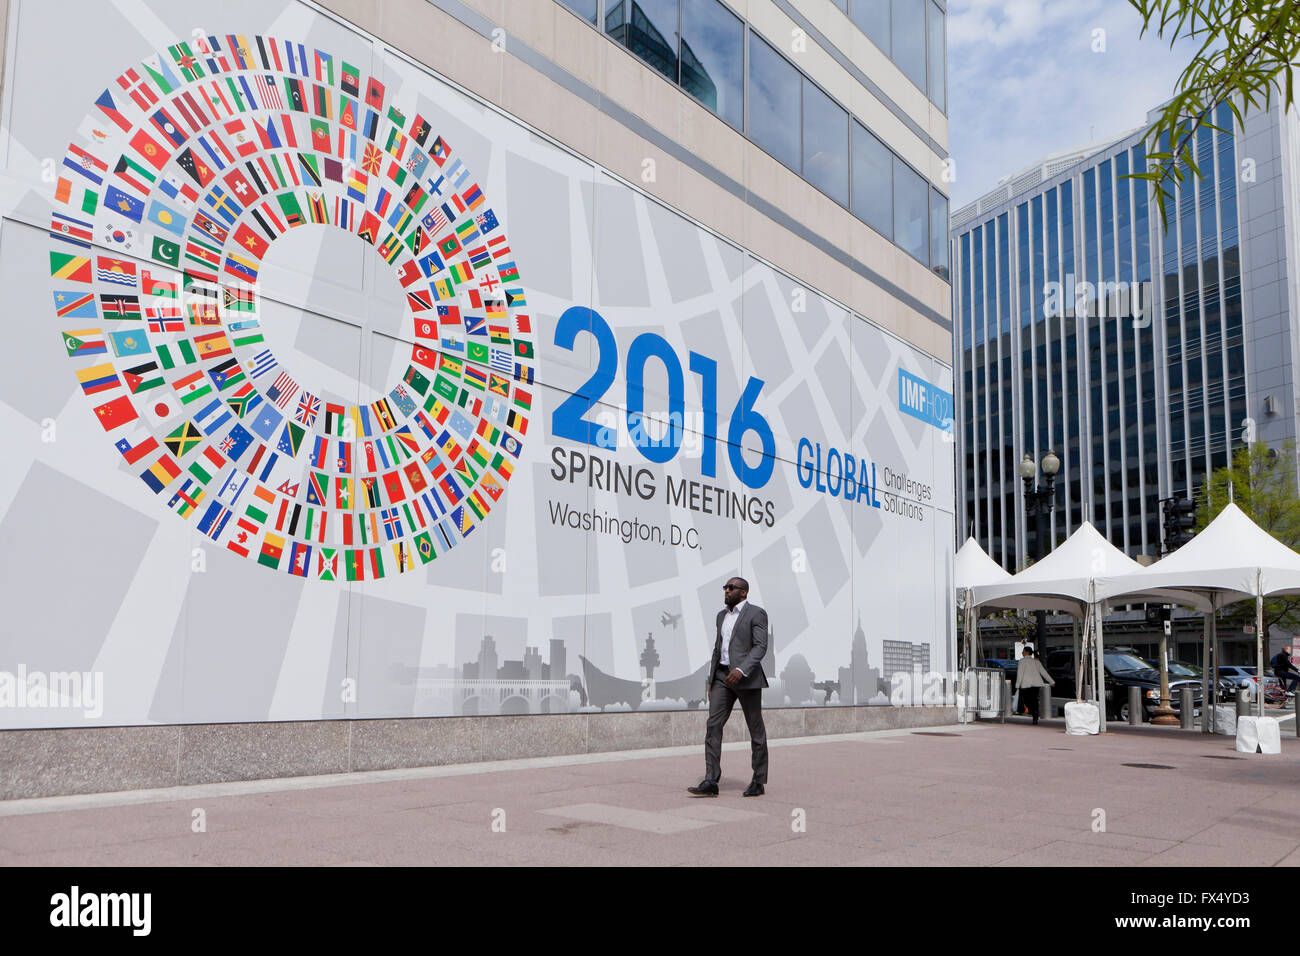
[
  {"xmin": 1161, "ymin": 497, "xmax": 1197, "ymax": 553},
  {"xmin": 1144, "ymin": 604, "xmax": 1173, "ymax": 625}
]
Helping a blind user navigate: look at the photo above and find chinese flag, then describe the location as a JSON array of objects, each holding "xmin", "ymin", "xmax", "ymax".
[{"xmin": 93, "ymin": 395, "xmax": 139, "ymax": 431}]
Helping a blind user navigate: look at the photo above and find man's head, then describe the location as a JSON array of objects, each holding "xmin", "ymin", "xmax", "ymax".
[
  {"xmin": 1021, "ymin": 646, "xmax": 1034, "ymax": 657},
  {"xmin": 1285, "ymin": 646, "xmax": 1293, "ymax": 655},
  {"xmin": 724, "ymin": 576, "xmax": 749, "ymax": 610}
]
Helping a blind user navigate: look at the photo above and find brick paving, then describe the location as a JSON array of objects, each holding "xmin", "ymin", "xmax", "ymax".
[{"xmin": 1, "ymin": 719, "xmax": 1297, "ymax": 866}]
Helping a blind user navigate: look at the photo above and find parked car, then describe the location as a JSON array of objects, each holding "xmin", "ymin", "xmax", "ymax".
[
  {"xmin": 1218, "ymin": 665, "xmax": 1257, "ymax": 690},
  {"xmin": 980, "ymin": 658, "xmax": 1021, "ymax": 676},
  {"xmin": 1144, "ymin": 659, "xmax": 1236, "ymax": 701},
  {"xmin": 1046, "ymin": 650, "xmax": 1203, "ymax": 721}
]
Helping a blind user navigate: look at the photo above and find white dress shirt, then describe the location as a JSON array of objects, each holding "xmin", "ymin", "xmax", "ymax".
[{"xmin": 720, "ymin": 599, "xmax": 747, "ymax": 672}]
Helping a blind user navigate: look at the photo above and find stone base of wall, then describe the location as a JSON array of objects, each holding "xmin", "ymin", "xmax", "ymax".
[{"xmin": 0, "ymin": 705, "xmax": 958, "ymax": 800}]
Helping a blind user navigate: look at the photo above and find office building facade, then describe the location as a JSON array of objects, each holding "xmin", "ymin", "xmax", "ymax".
[
  {"xmin": 952, "ymin": 100, "xmax": 1300, "ymax": 567},
  {"xmin": 0, "ymin": 0, "xmax": 956, "ymax": 796}
]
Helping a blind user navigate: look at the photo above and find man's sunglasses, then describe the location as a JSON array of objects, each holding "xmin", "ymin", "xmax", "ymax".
[{"xmin": 723, "ymin": 584, "xmax": 743, "ymax": 591}]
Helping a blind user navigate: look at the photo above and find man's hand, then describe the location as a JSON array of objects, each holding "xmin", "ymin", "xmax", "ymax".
[{"xmin": 724, "ymin": 668, "xmax": 743, "ymax": 688}]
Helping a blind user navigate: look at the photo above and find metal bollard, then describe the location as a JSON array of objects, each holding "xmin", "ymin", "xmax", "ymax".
[
  {"xmin": 1179, "ymin": 686, "xmax": 1194, "ymax": 729},
  {"xmin": 1002, "ymin": 678, "xmax": 1013, "ymax": 721},
  {"xmin": 1237, "ymin": 686, "xmax": 1252, "ymax": 718},
  {"xmin": 1128, "ymin": 686, "xmax": 1143, "ymax": 725}
]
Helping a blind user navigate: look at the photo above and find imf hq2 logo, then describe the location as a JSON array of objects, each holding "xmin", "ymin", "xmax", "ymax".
[{"xmin": 48, "ymin": 35, "xmax": 534, "ymax": 581}]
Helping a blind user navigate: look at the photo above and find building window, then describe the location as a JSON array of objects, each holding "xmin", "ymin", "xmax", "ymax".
[
  {"xmin": 851, "ymin": 121, "xmax": 892, "ymax": 237},
  {"xmin": 927, "ymin": 0, "xmax": 945, "ymax": 111},
  {"xmin": 748, "ymin": 33, "xmax": 801, "ymax": 173},
  {"xmin": 606, "ymin": 0, "xmax": 680, "ymax": 84},
  {"xmin": 844, "ymin": 0, "xmax": 943, "ymax": 110},
  {"xmin": 930, "ymin": 188, "xmax": 948, "ymax": 280},
  {"xmin": 851, "ymin": 1, "xmax": 891, "ymax": 57},
  {"xmin": 577, "ymin": 2, "xmax": 950, "ymax": 279},
  {"xmin": 680, "ymin": 0, "xmax": 744, "ymax": 130},
  {"xmin": 558, "ymin": 0, "xmax": 599, "ymax": 25},
  {"xmin": 803, "ymin": 79, "xmax": 849, "ymax": 206},
  {"xmin": 890, "ymin": 0, "xmax": 927, "ymax": 90},
  {"xmin": 894, "ymin": 155, "xmax": 928, "ymax": 262}
]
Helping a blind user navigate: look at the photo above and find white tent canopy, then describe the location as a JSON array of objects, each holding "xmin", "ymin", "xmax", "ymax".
[
  {"xmin": 954, "ymin": 537, "xmax": 1012, "ymax": 671},
  {"xmin": 1095, "ymin": 502, "xmax": 1300, "ymax": 721},
  {"xmin": 970, "ymin": 521, "xmax": 1142, "ymax": 613},
  {"xmin": 954, "ymin": 506, "xmax": 1300, "ymax": 728},
  {"xmin": 1096, "ymin": 502, "xmax": 1300, "ymax": 605},
  {"xmin": 955, "ymin": 536, "xmax": 1011, "ymax": 598},
  {"xmin": 965, "ymin": 521, "xmax": 1197, "ymax": 733}
]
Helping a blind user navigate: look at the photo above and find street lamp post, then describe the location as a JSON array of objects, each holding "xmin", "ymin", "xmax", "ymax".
[{"xmin": 1020, "ymin": 451, "xmax": 1060, "ymax": 660}]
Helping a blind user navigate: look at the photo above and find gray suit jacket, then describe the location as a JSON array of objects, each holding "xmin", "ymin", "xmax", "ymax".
[{"xmin": 709, "ymin": 603, "xmax": 770, "ymax": 692}]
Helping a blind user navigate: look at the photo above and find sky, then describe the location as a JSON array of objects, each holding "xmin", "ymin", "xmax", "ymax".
[{"xmin": 945, "ymin": 0, "xmax": 1204, "ymax": 210}]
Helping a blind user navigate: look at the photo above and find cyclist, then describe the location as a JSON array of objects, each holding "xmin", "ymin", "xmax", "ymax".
[{"xmin": 1270, "ymin": 646, "xmax": 1300, "ymax": 696}]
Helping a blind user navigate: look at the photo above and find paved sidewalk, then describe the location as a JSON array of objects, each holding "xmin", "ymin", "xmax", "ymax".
[{"xmin": 1, "ymin": 720, "xmax": 1298, "ymax": 866}]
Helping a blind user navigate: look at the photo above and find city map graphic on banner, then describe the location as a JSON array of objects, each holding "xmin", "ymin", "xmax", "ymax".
[{"xmin": 0, "ymin": 0, "xmax": 954, "ymax": 729}]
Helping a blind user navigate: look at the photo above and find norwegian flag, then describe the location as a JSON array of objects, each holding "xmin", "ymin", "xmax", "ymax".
[{"xmin": 147, "ymin": 304, "xmax": 184, "ymax": 333}]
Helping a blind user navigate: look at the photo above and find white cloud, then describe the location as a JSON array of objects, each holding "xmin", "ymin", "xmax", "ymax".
[
  {"xmin": 949, "ymin": 0, "xmax": 1107, "ymax": 50},
  {"xmin": 947, "ymin": 0, "xmax": 1201, "ymax": 208}
]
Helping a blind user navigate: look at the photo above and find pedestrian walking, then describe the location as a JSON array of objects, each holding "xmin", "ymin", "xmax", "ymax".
[{"xmin": 1015, "ymin": 645, "xmax": 1055, "ymax": 725}]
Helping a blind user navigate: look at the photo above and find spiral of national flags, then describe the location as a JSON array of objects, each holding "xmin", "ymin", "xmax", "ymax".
[{"xmin": 49, "ymin": 35, "xmax": 534, "ymax": 581}]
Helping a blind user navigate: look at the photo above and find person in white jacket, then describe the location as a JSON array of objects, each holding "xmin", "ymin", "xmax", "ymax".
[{"xmin": 1015, "ymin": 646, "xmax": 1055, "ymax": 725}]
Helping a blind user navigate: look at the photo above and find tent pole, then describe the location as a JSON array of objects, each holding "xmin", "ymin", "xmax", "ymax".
[
  {"xmin": 1072, "ymin": 615, "xmax": 1081, "ymax": 700},
  {"xmin": 1256, "ymin": 571, "xmax": 1265, "ymax": 719},
  {"xmin": 1210, "ymin": 608, "xmax": 1218, "ymax": 731},
  {"xmin": 1201, "ymin": 607, "xmax": 1212, "ymax": 734},
  {"xmin": 961, "ymin": 590, "xmax": 972, "ymax": 671},
  {"xmin": 961, "ymin": 588, "xmax": 970, "ymax": 671},
  {"xmin": 1094, "ymin": 584, "xmax": 1107, "ymax": 733}
]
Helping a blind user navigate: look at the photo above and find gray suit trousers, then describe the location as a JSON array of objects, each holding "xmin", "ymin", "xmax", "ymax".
[{"xmin": 704, "ymin": 665, "xmax": 768, "ymax": 784}]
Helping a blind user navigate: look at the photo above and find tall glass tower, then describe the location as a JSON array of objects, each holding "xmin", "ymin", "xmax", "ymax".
[{"xmin": 952, "ymin": 101, "xmax": 1300, "ymax": 568}]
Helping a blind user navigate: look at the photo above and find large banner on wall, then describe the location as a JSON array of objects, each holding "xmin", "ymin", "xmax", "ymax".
[{"xmin": 0, "ymin": 0, "xmax": 954, "ymax": 728}]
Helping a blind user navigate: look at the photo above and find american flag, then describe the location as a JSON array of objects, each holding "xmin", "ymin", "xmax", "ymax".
[
  {"xmin": 295, "ymin": 390, "xmax": 320, "ymax": 426},
  {"xmin": 268, "ymin": 371, "xmax": 298, "ymax": 409}
]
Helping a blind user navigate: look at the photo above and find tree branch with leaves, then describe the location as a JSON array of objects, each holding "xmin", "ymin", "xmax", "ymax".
[{"xmin": 1127, "ymin": 0, "xmax": 1300, "ymax": 225}]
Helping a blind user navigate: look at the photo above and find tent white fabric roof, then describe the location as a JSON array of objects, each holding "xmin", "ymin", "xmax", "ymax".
[
  {"xmin": 969, "ymin": 521, "xmax": 1154, "ymax": 613},
  {"xmin": 1096, "ymin": 502, "xmax": 1300, "ymax": 607},
  {"xmin": 955, "ymin": 537, "xmax": 1011, "ymax": 596}
]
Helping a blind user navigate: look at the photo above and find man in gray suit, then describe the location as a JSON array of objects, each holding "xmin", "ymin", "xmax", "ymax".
[{"xmin": 688, "ymin": 576, "xmax": 769, "ymax": 797}]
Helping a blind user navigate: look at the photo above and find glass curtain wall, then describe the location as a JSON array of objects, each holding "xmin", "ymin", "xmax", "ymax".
[{"xmin": 956, "ymin": 124, "xmax": 1245, "ymax": 563}]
